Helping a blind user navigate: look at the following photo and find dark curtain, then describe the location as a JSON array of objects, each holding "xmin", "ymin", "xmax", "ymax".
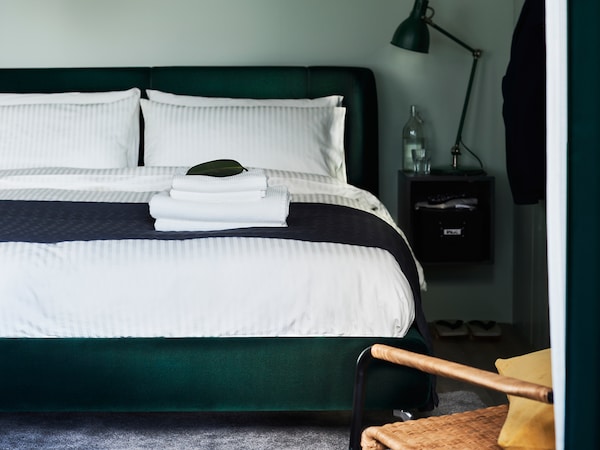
[
  {"xmin": 567, "ymin": 0, "xmax": 600, "ymax": 447},
  {"xmin": 502, "ymin": 0, "xmax": 546, "ymax": 204}
]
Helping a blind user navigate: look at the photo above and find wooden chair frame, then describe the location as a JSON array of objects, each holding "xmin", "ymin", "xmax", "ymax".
[{"xmin": 349, "ymin": 344, "xmax": 553, "ymax": 450}]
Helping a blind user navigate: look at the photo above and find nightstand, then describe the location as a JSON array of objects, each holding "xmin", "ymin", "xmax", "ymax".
[{"xmin": 398, "ymin": 172, "xmax": 494, "ymax": 264}]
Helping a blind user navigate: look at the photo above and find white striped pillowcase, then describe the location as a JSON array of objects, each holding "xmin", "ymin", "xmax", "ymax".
[
  {"xmin": 146, "ymin": 89, "xmax": 344, "ymax": 107},
  {"xmin": 0, "ymin": 89, "xmax": 140, "ymax": 169},
  {"xmin": 140, "ymin": 100, "xmax": 347, "ymax": 181}
]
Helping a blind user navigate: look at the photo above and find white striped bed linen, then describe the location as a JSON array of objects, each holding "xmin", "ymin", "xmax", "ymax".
[
  {"xmin": 0, "ymin": 90, "xmax": 141, "ymax": 169},
  {"xmin": 140, "ymin": 101, "xmax": 347, "ymax": 181},
  {"xmin": 0, "ymin": 167, "xmax": 423, "ymax": 339}
]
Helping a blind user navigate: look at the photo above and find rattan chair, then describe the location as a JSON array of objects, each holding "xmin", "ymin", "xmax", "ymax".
[{"xmin": 349, "ymin": 344, "xmax": 553, "ymax": 450}]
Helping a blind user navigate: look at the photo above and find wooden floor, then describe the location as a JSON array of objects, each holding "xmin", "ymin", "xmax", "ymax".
[{"xmin": 430, "ymin": 323, "xmax": 533, "ymax": 406}]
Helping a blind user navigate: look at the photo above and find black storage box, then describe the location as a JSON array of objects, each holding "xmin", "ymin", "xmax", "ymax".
[{"xmin": 413, "ymin": 208, "xmax": 487, "ymax": 263}]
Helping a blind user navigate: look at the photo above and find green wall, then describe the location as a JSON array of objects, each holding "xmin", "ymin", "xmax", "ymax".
[{"xmin": 566, "ymin": 0, "xmax": 600, "ymax": 446}]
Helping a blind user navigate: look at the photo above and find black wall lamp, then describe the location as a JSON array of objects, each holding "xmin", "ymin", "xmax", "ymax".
[{"xmin": 392, "ymin": 0, "xmax": 484, "ymax": 175}]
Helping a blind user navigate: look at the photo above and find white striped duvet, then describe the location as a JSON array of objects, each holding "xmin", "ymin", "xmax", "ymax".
[{"xmin": 0, "ymin": 167, "xmax": 423, "ymax": 338}]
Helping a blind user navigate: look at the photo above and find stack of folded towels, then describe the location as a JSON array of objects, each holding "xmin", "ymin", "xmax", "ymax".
[{"xmin": 149, "ymin": 168, "xmax": 290, "ymax": 231}]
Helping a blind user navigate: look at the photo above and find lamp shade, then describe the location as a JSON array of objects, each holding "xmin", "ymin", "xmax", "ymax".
[{"xmin": 391, "ymin": 0, "xmax": 430, "ymax": 53}]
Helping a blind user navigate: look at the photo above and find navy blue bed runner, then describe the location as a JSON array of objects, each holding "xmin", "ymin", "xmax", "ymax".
[{"xmin": 0, "ymin": 199, "xmax": 431, "ymax": 351}]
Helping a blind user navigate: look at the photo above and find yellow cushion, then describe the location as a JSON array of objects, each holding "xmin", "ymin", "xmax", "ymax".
[{"xmin": 495, "ymin": 348, "xmax": 555, "ymax": 450}]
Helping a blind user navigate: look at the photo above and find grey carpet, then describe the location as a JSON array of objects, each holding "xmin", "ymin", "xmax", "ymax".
[{"xmin": 0, "ymin": 391, "xmax": 488, "ymax": 449}]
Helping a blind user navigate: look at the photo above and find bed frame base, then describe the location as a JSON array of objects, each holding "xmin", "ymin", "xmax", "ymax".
[{"xmin": 1, "ymin": 333, "xmax": 431, "ymax": 412}]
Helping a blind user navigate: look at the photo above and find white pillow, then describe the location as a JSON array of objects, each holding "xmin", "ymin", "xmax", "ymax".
[
  {"xmin": 0, "ymin": 89, "xmax": 139, "ymax": 105},
  {"xmin": 141, "ymin": 100, "xmax": 347, "ymax": 180},
  {"xmin": 0, "ymin": 89, "xmax": 140, "ymax": 169},
  {"xmin": 146, "ymin": 89, "xmax": 343, "ymax": 107}
]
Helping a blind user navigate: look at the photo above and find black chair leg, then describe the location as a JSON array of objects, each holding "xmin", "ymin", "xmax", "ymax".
[{"xmin": 349, "ymin": 346, "xmax": 374, "ymax": 450}]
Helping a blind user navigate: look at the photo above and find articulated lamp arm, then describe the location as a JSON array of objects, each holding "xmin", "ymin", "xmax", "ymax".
[{"xmin": 424, "ymin": 12, "xmax": 483, "ymax": 170}]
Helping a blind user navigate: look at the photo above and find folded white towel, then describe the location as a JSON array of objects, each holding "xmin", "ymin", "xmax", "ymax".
[
  {"xmin": 149, "ymin": 185, "xmax": 290, "ymax": 224},
  {"xmin": 169, "ymin": 188, "xmax": 266, "ymax": 203},
  {"xmin": 171, "ymin": 168, "xmax": 268, "ymax": 193},
  {"xmin": 154, "ymin": 218, "xmax": 287, "ymax": 232}
]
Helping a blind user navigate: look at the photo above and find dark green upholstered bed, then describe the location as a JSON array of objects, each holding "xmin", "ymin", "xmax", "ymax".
[{"xmin": 0, "ymin": 66, "xmax": 433, "ymax": 413}]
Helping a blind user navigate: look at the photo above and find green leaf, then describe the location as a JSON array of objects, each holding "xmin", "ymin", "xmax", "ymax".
[{"xmin": 186, "ymin": 159, "xmax": 248, "ymax": 177}]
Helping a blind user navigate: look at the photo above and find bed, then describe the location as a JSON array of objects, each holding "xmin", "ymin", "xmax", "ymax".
[{"xmin": 0, "ymin": 66, "xmax": 434, "ymax": 413}]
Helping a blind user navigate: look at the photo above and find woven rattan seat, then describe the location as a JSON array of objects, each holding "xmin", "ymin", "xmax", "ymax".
[
  {"xmin": 361, "ymin": 404, "xmax": 508, "ymax": 450},
  {"xmin": 349, "ymin": 344, "xmax": 553, "ymax": 450}
]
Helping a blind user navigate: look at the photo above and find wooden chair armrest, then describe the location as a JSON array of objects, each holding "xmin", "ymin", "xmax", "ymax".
[{"xmin": 371, "ymin": 344, "xmax": 553, "ymax": 404}]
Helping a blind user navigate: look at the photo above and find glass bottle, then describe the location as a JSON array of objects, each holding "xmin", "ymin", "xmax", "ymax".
[{"xmin": 402, "ymin": 105, "xmax": 425, "ymax": 172}]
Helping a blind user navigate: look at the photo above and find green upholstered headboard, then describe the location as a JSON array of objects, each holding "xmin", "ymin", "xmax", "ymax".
[{"xmin": 0, "ymin": 66, "xmax": 379, "ymax": 194}]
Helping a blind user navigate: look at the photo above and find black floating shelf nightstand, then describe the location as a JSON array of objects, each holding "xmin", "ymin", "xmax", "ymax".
[{"xmin": 398, "ymin": 172, "xmax": 495, "ymax": 264}]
